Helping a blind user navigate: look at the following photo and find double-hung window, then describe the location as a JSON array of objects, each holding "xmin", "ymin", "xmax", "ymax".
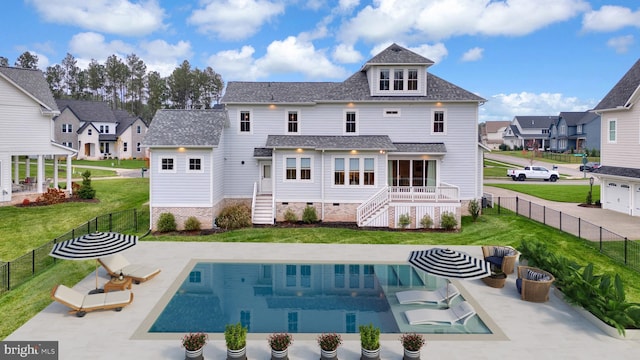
[
  {"xmin": 286, "ymin": 158, "xmax": 297, "ymax": 180},
  {"xmin": 432, "ymin": 110, "xmax": 446, "ymax": 134},
  {"xmin": 300, "ymin": 158, "xmax": 311, "ymax": 180},
  {"xmin": 123, "ymin": 142, "xmax": 128, "ymax": 152},
  {"xmin": 284, "ymin": 156, "xmax": 312, "ymax": 181},
  {"xmin": 287, "ymin": 111, "xmax": 299, "ymax": 133},
  {"xmin": 349, "ymin": 158, "xmax": 360, "ymax": 185},
  {"xmin": 334, "ymin": 157, "xmax": 375, "ymax": 186},
  {"xmin": 408, "ymin": 69, "xmax": 418, "ymax": 90},
  {"xmin": 240, "ymin": 111, "xmax": 251, "ymax": 133},
  {"xmin": 608, "ymin": 119, "xmax": 617, "ymax": 143},
  {"xmin": 345, "ymin": 111, "xmax": 357, "ymax": 134},
  {"xmin": 334, "ymin": 158, "xmax": 345, "ymax": 185},
  {"xmin": 136, "ymin": 142, "xmax": 141, "ymax": 152},
  {"xmin": 379, "ymin": 69, "xmax": 389, "ymax": 90},
  {"xmin": 393, "ymin": 70, "xmax": 404, "ymax": 90},
  {"xmin": 62, "ymin": 124, "xmax": 72, "ymax": 133},
  {"xmin": 363, "ymin": 158, "xmax": 375, "ymax": 185},
  {"xmin": 136, "ymin": 125, "xmax": 141, "ymax": 134}
]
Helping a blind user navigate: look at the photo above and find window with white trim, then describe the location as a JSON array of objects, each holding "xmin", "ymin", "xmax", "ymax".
[
  {"xmin": 136, "ymin": 125, "xmax": 141, "ymax": 134},
  {"xmin": 62, "ymin": 123, "xmax": 73, "ymax": 133},
  {"xmin": 88, "ymin": 129, "xmax": 92, "ymax": 135},
  {"xmin": 284, "ymin": 156, "xmax": 312, "ymax": 181},
  {"xmin": 393, "ymin": 69, "xmax": 404, "ymax": 90},
  {"xmin": 408, "ymin": 69, "xmax": 418, "ymax": 90},
  {"xmin": 608, "ymin": 119, "xmax": 617, "ymax": 143},
  {"xmin": 379, "ymin": 69, "xmax": 389, "ymax": 90},
  {"xmin": 287, "ymin": 111, "xmax": 299, "ymax": 133},
  {"xmin": 99, "ymin": 125, "xmax": 104, "ymax": 133},
  {"xmin": 432, "ymin": 109, "xmax": 446, "ymax": 134},
  {"xmin": 136, "ymin": 142, "xmax": 141, "ymax": 152},
  {"xmin": 333, "ymin": 157, "xmax": 375, "ymax": 186},
  {"xmin": 240, "ymin": 111, "xmax": 251, "ymax": 133},
  {"xmin": 159, "ymin": 157, "xmax": 176, "ymax": 173},
  {"xmin": 123, "ymin": 142, "xmax": 128, "ymax": 152},
  {"xmin": 383, "ymin": 109, "xmax": 400, "ymax": 117},
  {"xmin": 344, "ymin": 110, "xmax": 357, "ymax": 134},
  {"xmin": 187, "ymin": 157, "xmax": 203, "ymax": 173},
  {"xmin": 378, "ymin": 68, "xmax": 420, "ymax": 93}
]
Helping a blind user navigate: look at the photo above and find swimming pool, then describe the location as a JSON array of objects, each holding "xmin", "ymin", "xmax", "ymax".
[{"xmin": 147, "ymin": 262, "xmax": 491, "ymax": 335}]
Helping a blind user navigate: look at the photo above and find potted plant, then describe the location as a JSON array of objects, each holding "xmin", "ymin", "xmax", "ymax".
[
  {"xmin": 399, "ymin": 333, "xmax": 426, "ymax": 359},
  {"xmin": 359, "ymin": 323, "xmax": 380, "ymax": 359},
  {"xmin": 182, "ymin": 332, "xmax": 208, "ymax": 359},
  {"xmin": 225, "ymin": 322, "xmax": 248, "ymax": 359},
  {"xmin": 268, "ymin": 332, "xmax": 293, "ymax": 360},
  {"xmin": 317, "ymin": 333, "xmax": 342, "ymax": 360}
]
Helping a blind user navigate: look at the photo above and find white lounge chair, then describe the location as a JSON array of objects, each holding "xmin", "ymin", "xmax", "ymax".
[
  {"xmin": 404, "ymin": 301, "xmax": 476, "ymax": 326},
  {"xmin": 51, "ymin": 284, "xmax": 133, "ymax": 317},
  {"xmin": 395, "ymin": 283, "xmax": 461, "ymax": 305},
  {"xmin": 98, "ymin": 253, "xmax": 161, "ymax": 284}
]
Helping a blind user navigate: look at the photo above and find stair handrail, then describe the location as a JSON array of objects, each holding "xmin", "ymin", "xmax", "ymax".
[
  {"xmin": 251, "ymin": 182, "xmax": 257, "ymax": 223},
  {"xmin": 356, "ymin": 186, "xmax": 389, "ymax": 226}
]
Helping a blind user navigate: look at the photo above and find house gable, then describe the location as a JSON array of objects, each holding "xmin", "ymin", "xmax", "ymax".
[{"xmin": 594, "ymin": 58, "xmax": 640, "ymax": 111}]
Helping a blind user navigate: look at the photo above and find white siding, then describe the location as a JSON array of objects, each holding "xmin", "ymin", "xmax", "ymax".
[
  {"xmin": 600, "ymin": 110, "xmax": 640, "ymax": 169},
  {"xmin": 150, "ymin": 148, "xmax": 214, "ymax": 206}
]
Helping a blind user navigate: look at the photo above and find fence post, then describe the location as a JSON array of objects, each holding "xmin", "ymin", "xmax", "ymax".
[
  {"xmin": 578, "ymin": 218, "xmax": 581, "ymax": 239},
  {"xmin": 109, "ymin": 213, "xmax": 113, "ymax": 232},
  {"xmin": 134, "ymin": 209, "xmax": 138, "ymax": 231},
  {"xmin": 528, "ymin": 201, "xmax": 531, "ymax": 218},
  {"xmin": 599, "ymin": 227, "xmax": 603, "ymax": 251},
  {"xmin": 543, "ymin": 206, "xmax": 546, "ymax": 224},
  {"xmin": 87, "ymin": 221, "xmax": 90, "ymax": 234},
  {"xmin": 516, "ymin": 197, "xmax": 519, "ymax": 215},
  {"xmin": 498, "ymin": 197, "xmax": 501, "ymax": 214},
  {"xmin": 559, "ymin": 212, "xmax": 562, "ymax": 231},
  {"xmin": 32, "ymin": 249, "xmax": 35, "ymax": 276},
  {"xmin": 6, "ymin": 262, "xmax": 10, "ymax": 291},
  {"xmin": 625, "ymin": 238, "xmax": 628, "ymax": 265}
]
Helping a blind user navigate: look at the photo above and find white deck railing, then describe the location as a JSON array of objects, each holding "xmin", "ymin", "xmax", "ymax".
[
  {"xmin": 356, "ymin": 186, "xmax": 389, "ymax": 226},
  {"xmin": 251, "ymin": 182, "xmax": 258, "ymax": 223}
]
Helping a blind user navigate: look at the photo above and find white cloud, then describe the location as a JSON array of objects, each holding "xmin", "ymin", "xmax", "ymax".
[
  {"xmin": 340, "ymin": 0, "xmax": 589, "ymax": 44},
  {"xmin": 27, "ymin": 0, "xmax": 166, "ymax": 36},
  {"xmin": 480, "ymin": 91, "xmax": 597, "ymax": 122},
  {"xmin": 582, "ymin": 6, "xmax": 640, "ymax": 32},
  {"xmin": 339, "ymin": 0, "xmax": 360, "ymax": 12},
  {"xmin": 67, "ymin": 32, "xmax": 191, "ymax": 77},
  {"xmin": 188, "ymin": 0, "xmax": 285, "ymax": 41},
  {"xmin": 461, "ymin": 47, "xmax": 483, "ymax": 62},
  {"xmin": 333, "ymin": 43, "xmax": 363, "ymax": 64},
  {"xmin": 409, "ymin": 43, "xmax": 448, "ymax": 64},
  {"xmin": 207, "ymin": 46, "xmax": 259, "ymax": 81},
  {"xmin": 607, "ymin": 35, "xmax": 634, "ymax": 54}
]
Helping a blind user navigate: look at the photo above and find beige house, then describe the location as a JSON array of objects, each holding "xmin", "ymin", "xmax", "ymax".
[
  {"xmin": 0, "ymin": 67, "xmax": 75, "ymax": 204},
  {"xmin": 480, "ymin": 121, "xmax": 510, "ymax": 149}
]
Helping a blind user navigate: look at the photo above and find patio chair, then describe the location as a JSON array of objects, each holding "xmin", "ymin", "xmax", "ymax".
[
  {"xmin": 516, "ymin": 266, "xmax": 555, "ymax": 302},
  {"xmin": 404, "ymin": 300, "xmax": 476, "ymax": 326},
  {"xmin": 51, "ymin": 284, "xmax": 133, "ymax": 317},
  {"xmin": 98, "ymin": 253, "xmax": 161, "ymax": 284},
  {"xmin": 395, "ymin": 283, "xmax": 461, "ymax": 305},
  {"xmin": 482, "ymin": 245, "xmax": 520, "ymax": 274}
]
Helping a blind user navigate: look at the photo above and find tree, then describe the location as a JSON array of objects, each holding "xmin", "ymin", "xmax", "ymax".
[
  {"xmin": 167, "ymin": 60, "xmax": 192, "ymax": 109},
  {"xmin": 105, "ymin": 55, "xmax": 129, "ymax": 109},
  {"xmin": 61, "ymin": 53, "xmax": 80, "ymax": 97},
  {"xmin": 126, "ymin": 53, "xmax": 147, "ymax": 115},
  {"xmin": 45, "ymin": 64, "xmax": 65, "ymax": 98},
  {"xmin": 202, "ymin": 66, "xmax": 224, "ymax": 108},
  {"xmin": 0, "ymin": 56, "xmax": 8, "ymax": 67},
  {"xmin": 15, "ymin": 51, "xmax": 38, "ymax": 69},
  {"xmin": 87, "ymin": 59, "xmax": 106, "ymax": 101},
  {"xmin": 146, "ymin": 70, "xmax": 167, "ymax": 121},
  {"xmin": 77, "ymin": 171, "xmax": 96, "ymax": 199}
]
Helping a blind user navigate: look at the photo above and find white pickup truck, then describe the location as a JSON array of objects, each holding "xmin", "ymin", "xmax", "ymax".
[{"xmin": 506, "ymin": 166, "xmax": 559, "ymax": 182}]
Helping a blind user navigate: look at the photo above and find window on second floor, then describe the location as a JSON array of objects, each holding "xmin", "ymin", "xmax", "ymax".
[
  {"xmin": 608, "ymin": 119, "xmax": 617, "ymax": 143},
  {"xmin": 99, "ymin": 125, "xmax": 104, "ymax": 133},
  {"xmin": 379, "ymin": 69, "xmax": 390, "ymax": 90},
  {"xmin": 240, "ymin": 111, "xmax": 251, "ymax": 133},
  {"xmin": 136, "ymin": 125, "xmax": 141, "ymax": 134},
  {"xmin": 287, "ymin": 111, "xmax": 299, "ymax": 133},
  {"xmin": 432, "ymin": 110, "xmax": 446, "ymax": 134},
  {"xmin": 345, "ymin": 110, "xmax": 357, "ymax": 134},
  {"xmin": 62, "ymin": 123, "xmax": 72, "ymax": 133},
  {"xmin": 123, "ymin": 142, "xmax": 128, "ymax": 152},
  {"xmin": 577, "ymin": 124, "xmax": 583, "ymax": 133},
  {"xmin": 408, "ymin": 69, "xmax": 418, "ymax": 90},
  {"xmin": 393, "ymin": 69, "xmax": 404, "ymax": 90},
  {"xmin": 88, "ymin": 129, "xmax": 92, "ymax": 136}
]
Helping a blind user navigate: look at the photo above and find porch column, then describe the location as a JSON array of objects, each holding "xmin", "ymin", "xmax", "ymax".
[
  {"xmin": 53, "ymin": 157, "xmax": 59, "ymax": 189},
  {"xmin": 36, "ymin": 155, "xmax": 44, "ymax": 193},
  {"xmin": 66, "ymin": 155, "xmax": 73, "ymax": 195},
  {"xmin": 26, "ymin": 157, "xmax": 31, "ymax": 180},
  {"xmin": 13, "ymin": 156, "xmax": 19, "ymax": 184}
]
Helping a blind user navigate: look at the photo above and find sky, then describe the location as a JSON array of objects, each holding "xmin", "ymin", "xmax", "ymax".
[{"xmin": 1, "ymin": 0, "xmax": 639, "ymax": 122}]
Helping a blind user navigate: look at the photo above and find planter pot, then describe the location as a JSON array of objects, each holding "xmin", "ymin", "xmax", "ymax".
[
  {"xmin": 360, "ymin": 347, "xmax": 380, "ymax": 360},
  {"xmin": 271, "ymin": 348, "xmax": 288, "ymax": 360},
  {"xmin": 403, "ymin": 348, "xmax": 421, "ymax": 360},
  {"xmin": 185, "ymin": 347, "xmax": 203, "ymax": 360},
  {"xmin": 227, "ymin": 347, "xmax": 247, "ymax": 360},
  {"xmin": 320, "ymin": 348, "xmax": 338, "ymax": 360}
]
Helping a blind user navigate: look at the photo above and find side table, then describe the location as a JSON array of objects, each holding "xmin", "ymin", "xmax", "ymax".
[
  {"xmin": 482, "ymin": 273, "xmax": 507, "ymax": 288},
  {"xmin": 104, "ymin": 277, "xmax": 132, "ymax": 293}
]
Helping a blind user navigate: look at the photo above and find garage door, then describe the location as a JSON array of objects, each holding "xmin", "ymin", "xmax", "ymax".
[{"xmin": 605, "ymin": 182, "xmax": 630, "ymax": 214}]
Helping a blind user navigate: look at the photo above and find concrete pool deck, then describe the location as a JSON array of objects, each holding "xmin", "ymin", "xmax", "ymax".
[{"xmin": 6, "ymin": 242, "xmax": 640, "ymax": 359}]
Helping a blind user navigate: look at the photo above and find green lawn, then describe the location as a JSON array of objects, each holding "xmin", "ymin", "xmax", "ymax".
[
  {"xmin": 486, "ymin": 184, "xmax": 600, "ymax": 203},
  {"xmin": 69, "ymin": 159, "xmax": 147, "ymax": 169},
  {"xmin": 497, "ymin": 150, "xmax": 600, "ymax": 164},
  {"xmin": 12, "ymin": 163, "xmax": 116, "ymax": 180}
]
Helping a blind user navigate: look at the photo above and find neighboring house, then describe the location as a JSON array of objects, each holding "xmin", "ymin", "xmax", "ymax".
[
  {"xmin": 481, "ymin": 121, "xmax": 510, "ymax": 149},
  {"xmin": 143, "ymin": 43, "xmax": 486, "ymax": 230},
  {"xmin": 592, "ymin": 58, "xmax": 640, "ymax": 217},
  {"xmin": 504, "ymin": 116, "xmax": 558, "ymax": 150},
  {"xmin": 549, "ymin": 111, "xmax": 600, "ymax": 153},
  {"xmin": 54, "ymin": 99, "xmax": 148, "ymax": 160},
  {"xmin": 0, "ymin": 66, "xmax": 75, "ymax": 204}
]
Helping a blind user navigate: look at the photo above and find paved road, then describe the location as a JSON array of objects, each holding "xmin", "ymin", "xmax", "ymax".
[{"xmin": 485, "ymin": 152, "xmax": 598, "ymax": 183}]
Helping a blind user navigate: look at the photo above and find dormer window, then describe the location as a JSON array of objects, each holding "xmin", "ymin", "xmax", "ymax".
[
  {"xmin": 379, "ymin": 70, "xmax": 389, "ymax": 91},
  {"xmin": 375, "ymin": 68, "xmax": 422, "ymax": 95},
  {"xmin": 393, "ymin": 70, "xmax": 403, "ymax": 90},
  {"xmin": 408, "ymin": 70, "xmax": 418, "ymax": 90}
]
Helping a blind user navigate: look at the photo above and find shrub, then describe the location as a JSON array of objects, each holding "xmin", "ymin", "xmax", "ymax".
[
  {"xmin": 267, "ymin": 333, "xmax": 293, "ymax": 351},
  {"xmin": 21, "ymin": 198, "xmax": 30, "ymax": 206},
  {"xmin": 224, "ymin": 322, "xmax": 247, "ymax": 350},
  {"xmin": 216, "ymin": 204, "xmax": 251, "ymax": 230},
  {"xmin": 420, "ymin": 214, "xmax": 433, "ymax": 229},
  {"xmin": 184, "ymin": 216, "xmax": 201, "ymax": 231},
  {"xmin": 359, "ymin": 323, "xmax": 380, "ymax": 351},
  {"xmin": 317, "ymin": 333, "xmax": 342, "ymax": 351},
  {"xmin": 302, "ymin": 205, "xmax": 318, "ymax": 224},
  {"xmin": 468, "ymin": 199, "xmax": 480, "ymax": 221},
  {"xmin": 182, "ymin": 332, "xmax": 208, "ymax": 351},
  {"xmin": 399, "ymin": 333, "xmax": 426, "ymax": 351},
  {"xmin": 77, "ymin": 171, "xmax": 96, "ymax": 199},
  {"xmin": 36, "ymin": 188, "xmax": 66, "ymax": 205},
  {"xmin": 284, "ymin": 208, "xmax": 298, "ymax": 222},
  {"xmin": 398, "ymin": 213, "xmax": 411, "ymax": 229},
  {"xmin": 157, "ymin": 212, "xmax": 177, "ymax": 232},
  {"xmin": 440, "ymin": 211, "xmax": 457, "ymax": 230}
]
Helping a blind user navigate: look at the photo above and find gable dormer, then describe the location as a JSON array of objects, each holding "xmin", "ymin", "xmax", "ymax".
[{"xmin": 360, "ymin": 43, "xmax": 434, "ymax": 97}]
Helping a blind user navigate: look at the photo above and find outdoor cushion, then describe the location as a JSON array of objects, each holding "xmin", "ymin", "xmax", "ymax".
[
  {"xmin": 526, "ymin": 269, "xmax": 546, "ymax": 281},
  {"xmin": 51, "ymin": 284, "xmax": 134, "ymax": 317},
  {"xmin": 98, "ymin": 254, "xmax": 161, "ymax": 283},
  {"xmin": 516, "ymin": 278, "xmax": 522, "ymax": 293},
  {"xmin": 404, "ymin": 301, "xmax": 476, "ymax": 326},
  {"xmin": 485, "ymin": 256, "xmax": 503, "ymax": 267},
  {"xmin": 396, "ymin": 283, "xmax": 460, "ymax": 305},
  {"xmin": 493, "ymin": 247, "xmax": 511, "ymax": 257}
]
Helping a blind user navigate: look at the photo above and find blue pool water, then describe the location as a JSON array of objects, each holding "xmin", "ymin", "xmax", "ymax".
[{"xmin": 149, "ymin": 262, "xmax": 491, "ymax": 334}]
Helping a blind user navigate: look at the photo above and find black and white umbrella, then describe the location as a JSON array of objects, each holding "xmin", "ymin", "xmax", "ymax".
[
  {"xmin": 50, "ymin": 232, "xmax": 138, "ymax": 293},
  {"xmin": 408, "ymin": 248, "xmax": 491, "ymax": 306}
]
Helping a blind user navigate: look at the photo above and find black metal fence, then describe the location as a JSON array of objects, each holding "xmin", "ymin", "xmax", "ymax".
[
  {"xmin": 0, "ymin": 208, "xmax": 149, "ymax": 296},
  {"xmin": 482, "ymin": 196, "xmax": 639, "ymax": 272}
]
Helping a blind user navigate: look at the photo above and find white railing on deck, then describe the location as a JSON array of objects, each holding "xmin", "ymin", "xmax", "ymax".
[
  {"xmin": 389, "ymin": 183, "xmax": 459, "ymax": 202},
  {"xmin": 357, "ymin": 186, "xmax": 389, "ymax": 226},
  {"xmin": 251, "ymin": 182, "xmax": 257, "ymax": 223}
]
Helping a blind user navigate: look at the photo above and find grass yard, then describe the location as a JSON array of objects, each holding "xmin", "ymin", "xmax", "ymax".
[
  {"xmin": 12, "ymin": 163, "xmax": 116, "ymax": 180},
  {"xmin": 69, "ymin": 158, "xmax": 147, "ymax": 169},
  {"xmin": 0, "ymin": 178, "xmax": 149, "ymax": 261},
  {"xmin": 487, "ymin": 184, "xmax": 600, "ymax": 203}
]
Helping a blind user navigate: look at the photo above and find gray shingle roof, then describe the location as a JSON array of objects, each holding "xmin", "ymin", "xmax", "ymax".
[
  {"xmin": 390, "ymin": 143, "xmax": 446, "ymax": 153},
  {"xmin": 362, "ymin": 43, "xmax": 434, "ymax": 67},
  {"xmin": 113, "ymin": 109, "xmax": 143, "ymax": 136},
  {"xmin": 265, "ymin": 135, "xmax": 396, "ymax": 151},
  {"xmin": 253, "ymin": 147, "xmax": 273, "ymax": 157},
  {"xmin": 594, "ymin": 59, "xmax": 640, "ymax": 111},
  {"xmin": 514, "ymin": 116, "xmax": 558, "ymax": 129},
  {"xmin": 559, "ymin": 112, "xmax": 589, "ymax": 126},
  {"xmin": 595, "ymin": 165, "xmax": 640, "ymax": 179},
  {"xmin": 56, "ymin": 99, "xmax": 118, "ymax": 123},
  {"xmin": 0, "ymin": 66, "xmax": 58, "ymax": 111},
  {"xmin": 143, "ymin": 109, "xmax": 227, "ymax": 147}
]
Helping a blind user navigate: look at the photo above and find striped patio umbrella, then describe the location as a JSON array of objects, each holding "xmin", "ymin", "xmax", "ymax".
[
  {"xmin": 408, "ymin": 248, "xmax": 491, "ymax": 307},
  {"xmin": 50, "ymin": 232, "xmax": 138, "ymax": 293}
]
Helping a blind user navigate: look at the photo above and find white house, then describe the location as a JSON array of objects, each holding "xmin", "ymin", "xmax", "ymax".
[
  {"xmin": 143, "ymin": 44, "xmax": 486, "ymax": 230},
  {"xmin": 592, "ymin": 58, "xmax": 640, "ymax": 217},
  {"xmin": 503, "ymin": 116, "xmax": 557, "ymax": 150},
  {"xmin": 0, "ymin": 66, "xmax": 75, "ymax": 204}
]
